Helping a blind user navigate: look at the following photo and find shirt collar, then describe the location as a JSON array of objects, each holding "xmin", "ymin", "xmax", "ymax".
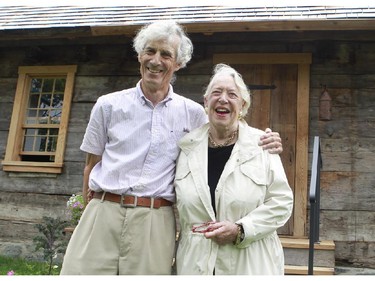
[{"xmin": 136, "ymin": 80, "xmax": 173, "ymax": 107}]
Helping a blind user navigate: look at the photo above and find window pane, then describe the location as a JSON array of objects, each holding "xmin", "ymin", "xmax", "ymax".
[
  {"xmin": 40, "ymin": 93, "xmax": 52, "ymax": 108},
  {"xmin": 46, "ymin": 132, "xmax": 59, "ymax": 152},
  {"xmin": 43, "ymin": 79, "xmax": 54, "ymax": 93},
  {"xmin": 38, "ymin": 94, "xmax": 52, "ymax": 124},
  {"xmin": 28, "ymin": 94, "xmax": 40, "ymax": 108},
  {"xmin": 52, "ymin": 94, "xmax": 63, "ymax": 107},
  {"xmin": 25, "ymin": 110, "xmax": 38, "ymax": 124},
  {"xmin": 25, "ymin": 128, "xmax": 36, "ymax": 135},
  {"xmin": 55, "ymin": 78, "xmax": 66, "ymax": 92},
  {"xmin": 50, "ymin": 128, "xmax": 59, "ymax": 135},
  {"xmin": 31, "ymin": 78, "xmax": 42, "ymax": 93},
  {"xmin": 38, "ymin": 128, "xmax": 48, "ymax": 136},
  {"xmin": 36, "ymin": 136, "xmax": 47, "ymax": 152},
  {"xmin": 26, "ymin": 94, "xmax": 40, "ymax": 124},
  {"xmin": 23, "ymin": 136, "xmax": 35, "ymax": 152},
  {"xmin": 47, "ymin": 136, "xmax": 58, "ymax": 152},
  {"xmin": 50, "ymin": 94, "xmax": 63, "ymax": 123},
  {"xmin": 36, "ymin": 128, "xmax": 48, "ymax": 152}
]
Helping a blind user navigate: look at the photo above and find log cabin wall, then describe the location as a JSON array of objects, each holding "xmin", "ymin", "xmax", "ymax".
[{"xmin": 0, "ymin": 30, "xmax": 374, "ymax": 267}]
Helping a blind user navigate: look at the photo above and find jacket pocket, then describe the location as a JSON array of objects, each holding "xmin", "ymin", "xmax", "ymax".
[{"xmin": 240, "ymin": 163, "xmax": 267, "ymax": 186}]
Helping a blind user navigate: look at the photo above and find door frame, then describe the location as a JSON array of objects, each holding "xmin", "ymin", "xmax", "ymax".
[{"xmin": 213, "ymin": 53, "xmax": 312, "ymax": 237}]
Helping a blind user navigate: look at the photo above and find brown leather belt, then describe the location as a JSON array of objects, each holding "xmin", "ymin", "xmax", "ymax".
[{"xmin": 93, "ymin": 192, "xmax": 173, "ymax": 209}]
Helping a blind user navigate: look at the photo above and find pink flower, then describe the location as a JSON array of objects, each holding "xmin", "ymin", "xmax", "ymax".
[{"xmin": 7, "ymin": 270, "xmax": 15, "ymax": 275}]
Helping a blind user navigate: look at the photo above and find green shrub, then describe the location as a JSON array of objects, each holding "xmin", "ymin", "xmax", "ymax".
[{"xmin": 33, "ymin": 216, "xmax": 68, "ymax": 275}]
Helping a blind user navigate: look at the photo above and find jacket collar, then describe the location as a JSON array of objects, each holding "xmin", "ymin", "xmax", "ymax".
[{"xmin": 179, "ymin": 120, "xmax": 261, "ymax": 162}]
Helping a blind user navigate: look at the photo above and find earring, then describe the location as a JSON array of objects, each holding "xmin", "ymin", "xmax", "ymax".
[
  {"xmin": 238, "ymin": 111, "xmax": 243, "ymax": 120},
  {"xmin": 205, "ymin": 107, "xmax": 208, "ymax": 114}
]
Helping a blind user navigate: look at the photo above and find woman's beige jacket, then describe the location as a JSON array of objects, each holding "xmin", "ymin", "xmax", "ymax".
[{"xmin": 174, "ymin": 121, "xmax": 294, "ymax": 275}]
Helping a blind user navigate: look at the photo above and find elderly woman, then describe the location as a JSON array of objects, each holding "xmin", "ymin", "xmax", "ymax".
[{"xmin": 174, "ymin": 64, "xmax": 294, "ymax": 275}]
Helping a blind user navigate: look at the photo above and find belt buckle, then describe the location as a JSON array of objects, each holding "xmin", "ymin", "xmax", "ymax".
[{"xmin": 120, "ymin": 195, "xmax": 137, "ymax": 208}]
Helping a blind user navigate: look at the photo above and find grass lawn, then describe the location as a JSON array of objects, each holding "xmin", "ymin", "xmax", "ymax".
[{"xmin": 0, "ymin": 255, "xmax": 61, "ymax": 275}]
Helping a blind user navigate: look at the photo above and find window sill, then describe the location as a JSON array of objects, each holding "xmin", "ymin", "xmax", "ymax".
[{"xmin": 1, "ymin": 160, "xmax": 63, "ymax": 174}]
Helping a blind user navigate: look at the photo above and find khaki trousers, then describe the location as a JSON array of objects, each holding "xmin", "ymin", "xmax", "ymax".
[{"xmin": 60, "ymin": 197, "xmax": 176, "ymax": 275}]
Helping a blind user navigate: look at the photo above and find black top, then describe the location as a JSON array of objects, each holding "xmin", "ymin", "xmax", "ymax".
[{"xmin": 208, "ymin": 144, "xmax": 234, "ymax": 215}]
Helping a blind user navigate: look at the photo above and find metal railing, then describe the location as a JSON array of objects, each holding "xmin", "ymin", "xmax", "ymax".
[{"xmin": 308, "ymin": 136, "xmax": 322, "ymax": 275}]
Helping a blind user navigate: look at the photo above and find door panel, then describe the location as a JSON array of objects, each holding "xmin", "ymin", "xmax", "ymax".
[
  {"xmin": 235, "ymin": 64, "xmax": 297, "ymax": 235},
  {"xmin": 214, "ymin": 53, "xmax": 311, "ymax": 237}
]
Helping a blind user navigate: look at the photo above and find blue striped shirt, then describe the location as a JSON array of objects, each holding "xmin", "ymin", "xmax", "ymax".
[{"xmin": 80, "ymin": 81, "xmax": 207, "ymax": 202}]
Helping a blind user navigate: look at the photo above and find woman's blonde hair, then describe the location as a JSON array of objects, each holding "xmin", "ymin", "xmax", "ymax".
[{"xmin": 203, "ymin": 63, "xmax": 251, "ymax": 116}]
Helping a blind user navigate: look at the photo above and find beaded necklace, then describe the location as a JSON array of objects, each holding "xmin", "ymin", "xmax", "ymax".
[{"xmin": 208, "ymin": 129, "xmax": 238, "ymax": 148}]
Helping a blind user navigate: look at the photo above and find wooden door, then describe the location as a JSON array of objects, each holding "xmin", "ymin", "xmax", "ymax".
[{"xmin": 213, "ymin": 54, "xmax": 311, "ymax": 237}]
